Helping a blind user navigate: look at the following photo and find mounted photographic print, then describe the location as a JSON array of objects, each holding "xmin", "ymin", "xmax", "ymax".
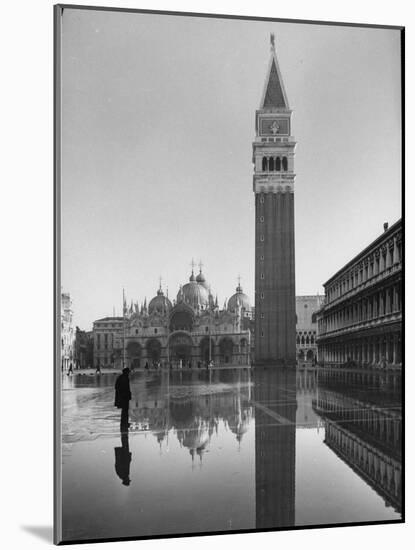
[{"xmin": 54, "ymin": 4, "xmax": 404, "ymax": 545}]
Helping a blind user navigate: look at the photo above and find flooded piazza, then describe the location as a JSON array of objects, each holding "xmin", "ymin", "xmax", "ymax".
[{"xmin": 60, "ymin": 366, "xmax": 402, "ymax": 542}]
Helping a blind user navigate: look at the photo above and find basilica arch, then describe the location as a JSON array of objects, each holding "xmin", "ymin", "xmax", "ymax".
[
  {"xmin": 168, "ymin": 331, "xmax": 193, "ymax": 363},
  {"xmin": 219, "ymin": 337, "xmax": 234, "ymax": 364},
  {"xmin": 146, "ymin": 338, "xmax": 162, "ymax": 363},
  {"xmin": 199, "ymin": 336, "xmax": 214, "ymax": 363},
  {"xmin": 169, "ymin": 303, "xmax": 195, "ymax": 332},
  {"xmin": 126, "ymin": 341, "xmax": 142, "ymax": 369}
]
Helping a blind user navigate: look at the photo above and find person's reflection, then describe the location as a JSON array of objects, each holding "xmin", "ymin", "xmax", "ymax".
[
  {"xmin": 114, "ymin": 430, "xmax": 132, "ymax": 486},
  {"xmin": 254, "ymin": 367, "xmax": 297, "ymax": 530}
]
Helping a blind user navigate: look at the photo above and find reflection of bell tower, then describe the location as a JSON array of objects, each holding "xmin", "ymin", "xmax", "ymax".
[
  {"xmin": 253, "ymin": 34, "xmax": 296, "ymax": 365},
  {"xmin": 255, "ymin": 368, "xmax": 297, "ymax": 529}
]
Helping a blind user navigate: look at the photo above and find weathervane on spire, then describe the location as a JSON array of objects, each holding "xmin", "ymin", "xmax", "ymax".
[
  {"xmin": 158, "ymin": 275, "xmax": 162, "ymax": 290},
  {"xmin": 190, "ymin": 258, "xmax": 196, "ymax": 272},
  {"xmin": 270, "ymin": 32, "xmax": 275, "ymax": 51},
  {"xmin": 198, "ymin": 259, "xmax": 204, "ymax": 272}
]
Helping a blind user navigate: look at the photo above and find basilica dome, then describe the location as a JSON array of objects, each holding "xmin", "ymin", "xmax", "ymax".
[
  {"xmin": 148, "ymin": 287, "xmax": 172, "ymax": 315},
  {"xmin": 227, "ymin": 283, "xmax": 251, "ymax": 313},
  {"xmin": 178, "ymin": 271, "xmax": 210, "ymax": 310},
  {"xmin": 196, "ymin": 269, "xmax": 209, "ymax": 289}
]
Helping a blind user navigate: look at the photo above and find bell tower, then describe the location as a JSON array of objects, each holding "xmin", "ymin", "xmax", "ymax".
[{"xmin": 253, "ymin": 34, "xmax": 296, "ymax": 366}]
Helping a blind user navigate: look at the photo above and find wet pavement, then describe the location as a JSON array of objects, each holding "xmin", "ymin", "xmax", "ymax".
[{"xmin": 60, "ymin": 367, "xmax": 402, "ymax": 542}]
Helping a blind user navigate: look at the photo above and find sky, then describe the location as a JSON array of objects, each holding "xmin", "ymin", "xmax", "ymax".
[{"xmin": 60, "ymin": 8, "xmax": 402, "ymax": 330}]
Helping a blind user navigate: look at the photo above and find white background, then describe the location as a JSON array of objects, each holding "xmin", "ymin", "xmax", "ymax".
[{"xmin": 0, "ymin": 0, "xmax": 412, "ymax": 549}]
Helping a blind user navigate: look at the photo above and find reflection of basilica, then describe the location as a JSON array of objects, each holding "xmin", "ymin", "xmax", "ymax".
[
  {"xmin": 94, "ymin": 266, "xmax": 253, "ymax": 369},
  {"xmin": 129, "ymin": 369, "xmax": 253, "ymax": 461},
  {"xmin": 313, "ymin": 370, "xmax": 402, "ymax": 512},
  {"xmin": 254, "ymin": 368, "xmax": 297, "ymax": 529}
]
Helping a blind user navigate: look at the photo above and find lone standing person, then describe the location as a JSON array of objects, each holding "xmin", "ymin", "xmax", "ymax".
[{"xmin": 114, "ymin": 367, "xmax": 131, "ymax": 430}]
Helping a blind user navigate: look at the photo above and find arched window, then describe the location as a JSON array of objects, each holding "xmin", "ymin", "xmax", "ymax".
[
  {"xmin": 269, "ymin": 157, "xmax": 274, "ymax": 171},
  {"xmin": 301, "ymin": 336, "xmax": 305, "ymax": 345},
  {"xmin": 282, "ymin": 157, "xmax": 288, "ymax": 171},
  {"xmin": 262, "ymin": 157, "xmax": 268, "ymax": 171},
  {"xmin": 276, "ymin": 157, "xmax": 281, "ymax": 171}
]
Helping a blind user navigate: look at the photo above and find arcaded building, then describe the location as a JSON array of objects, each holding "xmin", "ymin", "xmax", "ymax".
[
  {"xmin": 313, "ymin": 369, "xmax": 402, "ymax": 512},
  {"xmin": 316, "ymin": 220, "xmax": 402, "ymax": 367},
  {"xmin": 92, "ymin": 266, "xmax": 253, "ymax": 369}
]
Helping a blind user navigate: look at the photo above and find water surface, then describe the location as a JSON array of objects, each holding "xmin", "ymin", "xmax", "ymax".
[{"xmin": 61, "ymin": 367, "xmax": 402, "ymax": 541}]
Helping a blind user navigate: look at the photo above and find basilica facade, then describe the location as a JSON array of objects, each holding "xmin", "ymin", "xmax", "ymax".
[{"xmin": 93, "ymin": 266, "xmax": 253, "ymax": 369}]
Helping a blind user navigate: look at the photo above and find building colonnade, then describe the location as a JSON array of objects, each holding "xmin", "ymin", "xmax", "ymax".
[{"xmin": 317, "ymin": 220, "xmax": 402, "ymax": 369}]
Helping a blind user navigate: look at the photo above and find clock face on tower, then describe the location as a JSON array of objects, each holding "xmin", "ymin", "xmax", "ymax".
[{"xmin": 260, "ymin": 118, "xmax": 289, "ymax": 136}]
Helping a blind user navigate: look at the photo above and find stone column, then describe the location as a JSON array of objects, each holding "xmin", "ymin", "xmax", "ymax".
[
  {"xmin": 379, "ymin": 251, "xmax": 384, "ymax": 272},
  {"xmin": 385, "ymin": 337, "xmax": 390, "ymax": 364},
  {"xmin": 373, "ymin": 254, "xmax": 378, "ymax": 276},
  {"xmin": 393, "ymin": 285, "xmax": 398, "ymax": 313},
  {"xmin": 379, "ymin": 291, "xmax": 384, "ymax": 316},
  {"xmin": 393, "ymin": 237, "xmax": 400, "ymax": 264},
  {"xmin": 386, "ymin": 288, "xmax": 391, "ymax": 315},
  {"xmin": 392, "ymin": 334, "xmax": 396, "ymax": 365},
  {"xmin": 396, "ymin": 336, "xmax": 401, "ymax": 365},
  {"xmin": 390, "ymin": 337, "xmax": 395, "ymax": 365},
  {"xmin": 386, "ymin": 244, "xmax": 392, "ymax": 268}
]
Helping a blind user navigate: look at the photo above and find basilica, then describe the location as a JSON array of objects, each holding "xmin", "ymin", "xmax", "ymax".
[{"xmin": 93, "ymin": 265, "xmax": 253, "ymax": 370}]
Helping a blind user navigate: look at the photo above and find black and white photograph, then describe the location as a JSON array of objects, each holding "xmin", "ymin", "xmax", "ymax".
[{"xmin": 53, "ymin": 4, "xmax": 403, "ymax": 545}]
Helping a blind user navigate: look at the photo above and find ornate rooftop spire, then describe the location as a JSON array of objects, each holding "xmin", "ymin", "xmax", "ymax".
[
  {"xmin": 157, "ymin": 275, "xmax": 164, "ymax": 295},
  {"xmin": 189, "ymin": 258, "xmax": 196, "ymax": 281},
  {"xmin": 236, "ymin": 275, "xmax": 243, "ymax": 293},
  {"xmin": 260, "ymin": 33, "xmax": 289, "ymax": 110}
]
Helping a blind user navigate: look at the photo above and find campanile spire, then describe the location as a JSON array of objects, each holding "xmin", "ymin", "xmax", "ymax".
[{"xmin": 253, "ymin": 36, "xmax": 296, "ymax": 366}]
